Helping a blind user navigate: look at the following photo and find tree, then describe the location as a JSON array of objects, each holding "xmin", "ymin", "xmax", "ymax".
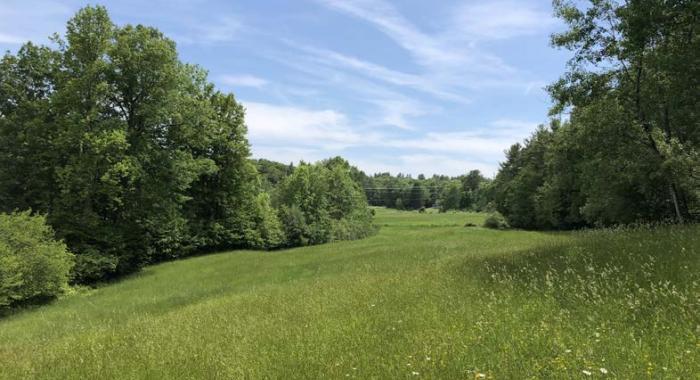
[
  {"xmin": 408, "ymin": 183, "xmax": 428, "ymax": 210},
  {"xmin": 0, "ymin": 6, "xmax": 272, "ymax": 282},
  {"xmin": 550, "ymin": 0, "xmax": 699, "ymax": 222},
  {"xmin": 275, "ymin": 160, "xmax": 374, "ymax": 246},
  {"xmin": 440, "ymin": 181, "xmax": 463, "ymax": 212}
]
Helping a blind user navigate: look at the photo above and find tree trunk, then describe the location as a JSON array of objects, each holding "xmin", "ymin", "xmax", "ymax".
[{"xmin": 669, "ymin": 183, "xmax": 683, "ymax": 223}]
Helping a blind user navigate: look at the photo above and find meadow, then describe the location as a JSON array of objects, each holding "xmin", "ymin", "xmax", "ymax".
[{"xmin": 0, "ymin": 208, "xmax": 698, "ymax": 379}]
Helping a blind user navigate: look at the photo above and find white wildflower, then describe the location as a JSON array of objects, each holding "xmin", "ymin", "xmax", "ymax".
[
  {"xmin": 600, "ymin": 368, "xmax": 608, "ymax": 374},
  {"xmin": 582, "ymin": 370, "xmax": 592, "ymax": 376},
  {"xmin": 411, "ymin": 371, "xmax": 419, "ymax": 376}
]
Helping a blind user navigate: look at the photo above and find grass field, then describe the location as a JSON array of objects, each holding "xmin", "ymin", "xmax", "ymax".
[{"xmin": 1, "ymin": 208, "xmax": 698, "ymax": 379}]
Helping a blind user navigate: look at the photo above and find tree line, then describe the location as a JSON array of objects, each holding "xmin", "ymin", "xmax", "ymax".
[
  {"xmin": 254, "ymin": 161, "xmax": 495, "ymax": 213},
  {"xmin": 361, "ymin": 171, "xmax": 493, "ymax": 212},
  {"xmin": 491, "ymin": 0, "xmax": 699, "ymax": 229},
  {"xmin": 0, "ymin": 6, "xmax": 373, "ymax": 307}
]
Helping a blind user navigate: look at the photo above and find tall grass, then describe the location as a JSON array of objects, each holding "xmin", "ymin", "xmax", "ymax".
[{"xmin": 0, "ymin": 209, "xmax": 697, "ymax": 378}]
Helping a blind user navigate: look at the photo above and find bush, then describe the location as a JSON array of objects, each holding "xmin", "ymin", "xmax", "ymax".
[
  {"xmin": 483, "ymin": 213, "xmax": 509, "ymax": 230},
  {"xmin": 0, "ymin": 211, "xmax": 74, "ymax": 308}
]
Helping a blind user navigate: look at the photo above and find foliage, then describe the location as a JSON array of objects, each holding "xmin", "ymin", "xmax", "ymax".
[
  {"xmin": 493, "ymin": 0, "xmax": 699, "ymax": 228},
  {"xmin": 275, "ymin": 159, "xmax": 375, "ymax": 246},
  {"xmin": 0, "ymin": 211, "xmax": 74, "ymax": 308},
  {"xmin": 439, "ymin": 181, "xmax": 463, "ymax": 212},
  {"xmin": 0, "ymin": 6, "xmax": 272, "ymax": 282},
  {"xmin": 253, "ymin": 159, "xmax": 294, "ymax": 191},
  {"xmin": 1, "ymin": 209, "xmax": 697, "ymax": 378},
  {"xmin": 483, "ymin": 212, "xmax": 509, "ymax": 230},
  {"xmin": 364, "ymin": 171, "xmax": 493, "ymax": 211}
]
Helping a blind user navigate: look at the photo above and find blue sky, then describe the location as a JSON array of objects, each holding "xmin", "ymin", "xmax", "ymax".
[{"xmin": 0, "ymin": 0, "xmax": 570, "ymax": 177}]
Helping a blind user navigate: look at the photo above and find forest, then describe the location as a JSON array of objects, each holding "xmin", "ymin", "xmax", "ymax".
[{"xmin": 0, "ymin": 1, "xmax": 698, "ymax": 378}]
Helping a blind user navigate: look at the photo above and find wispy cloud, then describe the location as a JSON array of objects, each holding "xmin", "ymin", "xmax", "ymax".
[
  {"xmin": 0, "ymin": 1, "xmax": 71, "ymax": 46},
  {"xmin": 450, "ymin": 1, "xmax": 557, "ymax": 41},
  {"xmin": 295, "ymin": 44, "xmax": 472, "ymax": 104},
  {"xmin": 315, "ymin": 0, "xmax": 516, "ymax": 73},
  {"xmin": 197, "ymin": 16, "xmax": 242, "ymax": 43},
  {"xmin": 173, "ymin": 15, "xmax": 244, "ymax": 44},
  {"xmin": 219, "ymin": 74, "xmax": 268, "ymax": 88}
]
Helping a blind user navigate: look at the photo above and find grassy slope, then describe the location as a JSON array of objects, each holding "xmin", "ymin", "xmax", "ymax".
[{"xmin": 0, "ymin": 209, "xmax": 698, "ymax": 379}]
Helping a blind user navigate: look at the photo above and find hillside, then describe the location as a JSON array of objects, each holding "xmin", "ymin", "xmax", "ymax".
[{"xmin": 0, "ymin": 208, "xmax": 698, "ymax": 379}]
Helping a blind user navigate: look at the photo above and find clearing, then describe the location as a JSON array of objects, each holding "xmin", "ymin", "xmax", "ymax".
[{"xmin": 1, "ymin": 208, "xmax": 698, "ymax": 378}]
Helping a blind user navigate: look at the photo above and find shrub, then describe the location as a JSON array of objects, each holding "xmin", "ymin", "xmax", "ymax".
[
  {"xmin": 483, "ymin": 212, "xmax": 509, "ymax": 230},
  {"xmin": 0, "ymin": 211, "xmax": 74, "ymax": 308}
]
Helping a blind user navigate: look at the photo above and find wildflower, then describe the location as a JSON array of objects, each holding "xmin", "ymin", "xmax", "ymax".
[
  {"xmin": 476, "ymin": 373, "xmax": 486, "ymax": 378},
  {"xmin": 426, "ymin": 356, "xmax": 431, "ymax": 361},
  {"xmin": 411, "ymin": 371, "xmax": 420, "ymax": 376},
  {"xmin": 564, "ymin": 349, "xmax": 572, "ymax": 353},
  {"xmin": 600, "ymin": 368, "xmax": 608, "ymax": 374},
  {"xmin": 582, "ymin": 370, "xmax": 592, "ymax": 376}
]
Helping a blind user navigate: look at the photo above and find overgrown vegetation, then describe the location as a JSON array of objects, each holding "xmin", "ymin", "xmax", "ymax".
[
  {"xmin": 492, "ymin": 0, "xmax": 699, "ymax": 229},
  {"xmin": 0, "ymin": 208, "xmax": 696, "ymax": 378},
  {"xmin": 274, "ymin": 158, "xmax": 376, "ymax": 246},
  {"xmin": 0, "ymin": 212, "xmax": 73, "ymax": 308}
]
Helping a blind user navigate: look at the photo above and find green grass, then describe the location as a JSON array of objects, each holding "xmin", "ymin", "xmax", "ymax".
[{"xmin": 1, "ymin": 209, "xmax": 698, "ymax": 379}]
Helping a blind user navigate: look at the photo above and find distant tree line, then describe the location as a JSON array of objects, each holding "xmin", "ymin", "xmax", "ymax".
[
  {"xmin": 0, "ymin": 6, "xmax": 374, "ymax": 307},
  {"xmin": 350, "ymin": 170, "xmax": 492, "ymax": 212},
  {"xmin": 492, "ymin": 0, "xmax": 699, "ymax": 229},
  {"xmin": 254, "ymin": 160, "xmax": 497, "ymax": 213}
]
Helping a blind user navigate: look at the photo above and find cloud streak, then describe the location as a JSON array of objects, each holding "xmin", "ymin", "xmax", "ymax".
[{"xmin": 220, "ymin": 74, "xmax": 268, "ymax": 88}]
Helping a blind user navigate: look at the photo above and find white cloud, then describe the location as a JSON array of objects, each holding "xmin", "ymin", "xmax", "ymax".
[
  {"xmin": 219, "ymin": 74, "xmax": 268, "ymax": 88},
  {"xmin": 316, "ymin": 0, "xmax": 465, "ymax": 68},
  {"xmin": 296, "ymin": 44, "xmax": 472, "ymax": 104},
  {"xmin": 352, "ymin": 154, "xmax": 498, "ymax": 177},
  {"xmin": 242, "ymin": 100, "xmax": 539, "ymax": 176},
  {"xmin": 451, "ymin": 1, "xmax": 556, "ymax": 40},
  {"xmin": 397, "ymin": 154, "xmax": 498, "ymax": 177},
  {"xmin": 243, "ymin": 101, "xmax": 372, "ymax": 150},
  {"xmin": 386, "ymin": 132, "xmax": 513, "ymax": 160},
  {"xmin": 315, "ymin": 0, "xmax": 516, "ymax": 72}
]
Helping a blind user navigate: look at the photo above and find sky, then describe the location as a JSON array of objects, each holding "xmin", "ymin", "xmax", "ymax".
[{"xmin": 0, "ymin": 0, "xmax": 571, "ymax": 177}]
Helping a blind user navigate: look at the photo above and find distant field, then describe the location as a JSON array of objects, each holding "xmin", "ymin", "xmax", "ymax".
[
  {"xmin": 372, "ymin": 207, "xmax": 485, "ymax": 227},
  {"xmin": 1, "ymin": 208, "xmax": 698, "ymax": 379}
]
